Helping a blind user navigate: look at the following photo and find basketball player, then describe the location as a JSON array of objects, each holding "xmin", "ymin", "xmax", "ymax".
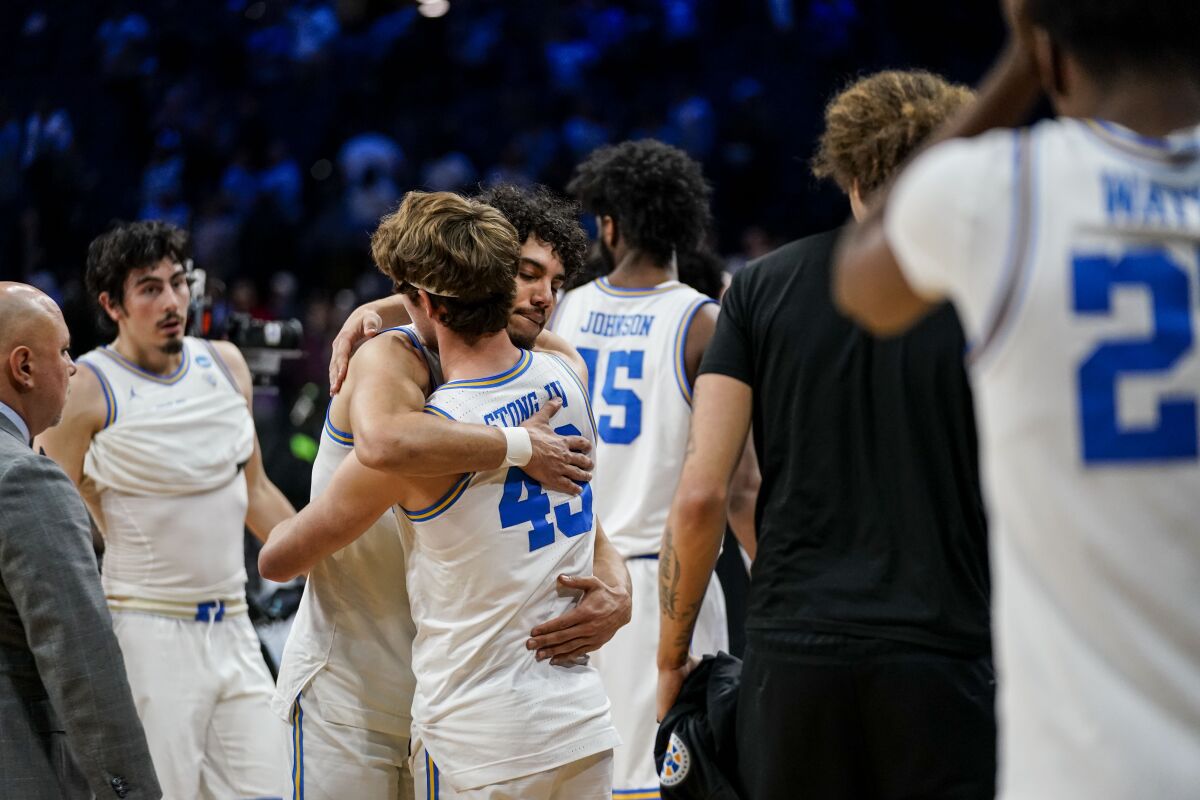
[
  {"xmin": 835, "ymin": 1, "xmax": 1200, "ymax": 795},
  {"xmin": 38, "ymin": 220, "xmax": 295, "ymax": 798},
  {"xmin": 549, "ymin": 139, "xmax": 729, "ymax": 798},
  {"xmin": 269, "ymin": 186, "xmax": 631, "ymax": 800},
  {"xmin": 261, "ymin": 191, "xmax": 619, "ymax": 799}
]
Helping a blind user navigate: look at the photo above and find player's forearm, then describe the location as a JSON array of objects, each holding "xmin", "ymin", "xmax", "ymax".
[
  {"xmin": 246, "ymin": 479, "xmax": 297, "ymax": 544},
  {"xmin": 355, "ymin": 412, "xmax": 508, "ymax": 477},
  {"xmin": 592, "ymin": 525, "xmax": 631, "ymax": 597},
  {"xmin": 258, "ymin": 509, "xmax": 344, "ymax": 581},
  {"xmin": 657, "ymin": 482, "xmax": 726, "ymax": 670},
  {"xmin": 360, "ymin": 294, "xmax": 411, "ymax": 329}
]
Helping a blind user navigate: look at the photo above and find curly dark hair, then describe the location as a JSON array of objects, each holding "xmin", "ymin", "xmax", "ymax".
[
  {"xmin": 85, "ymin": 220, "xmax": 191, "ymax": 328},
  {"xmin": 1027, "ymin": 0, "xmax": 1200, "ymax": 81},
  {"xmin": 567, "ymin": 139, "xmax": 713, "ymax": 265},
  {"xmin": 812, "ymin": 70, "xmax": 973, "ymax": 197},
  {"xmin": 473, "ymin": 183, "xmax": 589, "ymax": 282}
]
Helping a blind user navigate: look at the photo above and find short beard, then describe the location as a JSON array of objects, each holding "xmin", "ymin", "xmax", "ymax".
[
  {"xmin": 161, "ymin": 338, "xmax": 184, "ymax": 355},
  {"xmin": 506, "ymin": 321, "xmax": 538, "ymax": 350}
]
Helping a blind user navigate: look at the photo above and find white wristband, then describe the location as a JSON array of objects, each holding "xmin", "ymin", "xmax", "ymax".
[{"xmin": 501, "ymin": 427, "xmax": 533, "ymax": 468}]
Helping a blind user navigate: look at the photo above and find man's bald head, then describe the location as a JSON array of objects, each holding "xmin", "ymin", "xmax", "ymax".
[
  {"xmin": 0, "ymin": 282, "xmax": 75, "ymax": 439},
  {"xmin": 0, "ymin": 282, "xmax": 63, "ymax": 347}
]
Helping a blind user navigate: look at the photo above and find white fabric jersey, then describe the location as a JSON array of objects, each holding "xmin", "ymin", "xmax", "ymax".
[
  {"xmin": 273, "ymin": 326, "xmax": 439, "ymax": 739},
  {"xmin": 886, "ymin": 118, "xmax": 1200, "ymax": 798},
  {"xmin": 78, "ymin": 337, "xmax": 255, "ymax": 602},
  {"xmin": 401, "ymin": 349, "xmax": 619, "ymax": 792},
  {"xmin": 550, "ymin": 278, "xmax": 717, "ymax": 557}
]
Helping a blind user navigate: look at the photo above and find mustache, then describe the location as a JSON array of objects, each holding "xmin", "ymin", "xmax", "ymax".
[{"xmin": 158, "ymin": 314, "xmax": 184, "ymax": 327}]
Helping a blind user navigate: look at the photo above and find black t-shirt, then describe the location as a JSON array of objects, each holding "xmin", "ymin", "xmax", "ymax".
[{"xmin": 702, "ymin": 229, "xmax": 990, "ymax": 654}]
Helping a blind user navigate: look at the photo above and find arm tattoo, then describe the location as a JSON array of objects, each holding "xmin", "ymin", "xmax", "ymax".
[
  {"xmin": 659, "ymin": 525, "xmax": 680, "ymax": 619},
  {"xmin": 660, "ymin": 525, "xmax": 703, "ymax": 648}
]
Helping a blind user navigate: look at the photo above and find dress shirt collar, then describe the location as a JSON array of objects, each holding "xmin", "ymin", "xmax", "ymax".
[{"xmin": 0, "ymin": 400, "xmax": 32, "ymax": 447}]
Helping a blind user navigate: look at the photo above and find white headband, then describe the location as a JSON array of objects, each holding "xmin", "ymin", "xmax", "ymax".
[{"xmin": 408, "ymin": 278, "xmax": 459, "ymax": 298}]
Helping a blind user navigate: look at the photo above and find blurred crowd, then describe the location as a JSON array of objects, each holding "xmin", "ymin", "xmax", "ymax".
[{"xmin": 2, "ymin": 0, "xmax": 1001, "ymax": 506}]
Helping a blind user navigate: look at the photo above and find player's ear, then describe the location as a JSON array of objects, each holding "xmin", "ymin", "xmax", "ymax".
[
  {"xmin": 417, "ymin": 289, "xmax": 446, "ymax": 325},
  {"xmin": 849, "ymin": 181, "xmax": 868, "ymax": 222},
  {"xmin": 98, "ymin": 291, "xmax": 122, "ymax": 323},
  {"xmin": 8, "ymin": 345, "xmax": 33, "ymax": 389},
  {"xmin": 598, "ymin": 215, "xmax": 618, "ymax": 250}
]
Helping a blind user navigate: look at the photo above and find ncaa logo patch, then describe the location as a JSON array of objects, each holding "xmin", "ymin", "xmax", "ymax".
[
  {"xmin": 659, "ymin": 731, "xmax": 691, "ymax": 787},
  {"xmin": 195, "ymin": 354, "xmax": 213, "ymax": 368}
]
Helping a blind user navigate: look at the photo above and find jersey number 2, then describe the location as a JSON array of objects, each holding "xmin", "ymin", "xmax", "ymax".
[
  {"xmin": 498, "ymin": 424, "xmax": 594, "ymax": 551},
  {"xmin": 1072, "ymin": 248, "xmax": 1197, "ymax": 464},
  {"xmin": 578, "ymin": 347, "xmax": 643, "ymax": 444}
]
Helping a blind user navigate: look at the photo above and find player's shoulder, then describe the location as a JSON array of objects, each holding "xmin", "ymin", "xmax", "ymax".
[
  {"xmin": 357, "ymin": 326, "xmax": 429, "ymax": 365},
  {"xmin": 345, "ymin": 327, "xmax": 432, "ymax": 392},
  {"xmin": 205, "ymin": 338, "xmax": 247, "ymax": 368},
  {"xmin": 732, "ymin": 228, "xmax": 842, "ymax": 298},
  {"xmin": 203, "ymin": 338, "xmax": 254, "ymax": 394},
  {"xmin": 906, "ymin": 128, "xmax": 1017, "ymax": 188},
  {"xmin": 890, "ymin": 128, "xmax": 1025, "ymax": 232},
  {"xmin": 61, "ymin": 354, "xmax": 110, "ymax": 424}
]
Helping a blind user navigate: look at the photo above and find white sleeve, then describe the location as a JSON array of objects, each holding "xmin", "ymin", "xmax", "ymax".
[{"xmin": 884, "ymin": 130, "xmax": 1021, "ymax": 341}]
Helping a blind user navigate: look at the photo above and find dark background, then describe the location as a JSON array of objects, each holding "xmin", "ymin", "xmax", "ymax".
[{"xmin": 2, "ymin": 0, "xmax": 1005, "ymax": 512}]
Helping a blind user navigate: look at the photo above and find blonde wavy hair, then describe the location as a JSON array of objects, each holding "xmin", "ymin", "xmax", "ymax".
[
  {"xmin": 812, "ymin": 70, "xmax": 974, "ymax": 197},
  {"xmin": 371, "ymin": 191, "xmax": 520, "ymax": 339}
]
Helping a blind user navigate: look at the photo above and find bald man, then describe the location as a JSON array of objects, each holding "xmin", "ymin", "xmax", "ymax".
[{"xmin": 0, "ymin": 282, "xmax": 160, "ymax": 799}]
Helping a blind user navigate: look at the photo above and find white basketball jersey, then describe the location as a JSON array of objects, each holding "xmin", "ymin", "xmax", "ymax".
[
  {"xmin": 273, "ymin": 326, "xmax": 439, "ymax": 735},
  {"xmin": 399, "ymin": 348, "xmax": 619, "ymax": 791},
  {"xmin": 551, "ymin": 278, "xmax": 717, "ymax": 557},
  {"xmin": 77, "ymin": 337, "xmax": 255, "ymax": 602},
  {"xmin": 887, "ymin": 119, "xmax": 1200, "ymax": 798}
]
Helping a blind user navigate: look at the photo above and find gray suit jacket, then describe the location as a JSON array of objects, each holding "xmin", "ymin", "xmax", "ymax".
[{"xmin": 0, "ymin": 414, "xmax": 161, "ymax": 799}]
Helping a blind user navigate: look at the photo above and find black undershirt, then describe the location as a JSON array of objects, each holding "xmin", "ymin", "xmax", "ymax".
[{"xmin": 702, "ymin": 229, "xmax": 990, "ymax": 655}]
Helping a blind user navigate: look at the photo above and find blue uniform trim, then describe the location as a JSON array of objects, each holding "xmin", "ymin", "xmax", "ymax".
[
  {"xmin": 323, "ymin": 403, "xmax": 354, "ymax": 447},
  {"xmin": 425, "ymin": 750, "xmax": 440, "ymax": 799},
  {"xmin": 970, "ymin": 128, "xmax": 1040, "ymax": 369},
  {"xmin": 422, "ymin": 404, "xmax": 455, "ymax": 421},
  {"xmin": 98, "ymin": 342, "xmax": 191, "ymax": 384},
  {"xmin": 594, "ymin": 277, "xmax": 681, "ymax": 298},
  {"xmin": 613, "ymin": 789, "xmax": 661, "ymax": 799},
  {"xmin": 544, "ymin": 352, "xmax": 598, "ymax": 440},
  {"xmin": 291, "ymin": 695, "xmax": 304, "ymax": 800},
  {"xmin": 199, "ymin": 339, "xmax": 241, "ymax": 393},
  {"xmin": 384, "ymin": 324, "xmax": 423, "ymax": 350},
  {"xmin": 438, "ymin": 349, "xmax": 532, "ymax": 390},
  {"xmin": 674, "ymin": 298, "xmax": 717, "ymax": 405},
  {"xmin": 1083, "ymin": 118, "xmax": 1200, "ymax": 166},
  {"xmin": 80, "ymin": 361, "xmax": 117, "ymax": 428},
  {"xmin": 402, "ymin": 472, "xmax": 473, "ymax": 522}
]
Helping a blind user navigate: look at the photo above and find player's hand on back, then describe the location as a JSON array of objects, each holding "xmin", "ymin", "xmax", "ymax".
[
  {"xmin": 329, "ymin": 306, "xmax": 384, "ymax": 395},
  {"xmin": 520, "ymin": 398, "xmax": 593, "ymax": 495},
  {"xmin": 526, "ymin": 573, "xmax": 632, "ymax": 666}
]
